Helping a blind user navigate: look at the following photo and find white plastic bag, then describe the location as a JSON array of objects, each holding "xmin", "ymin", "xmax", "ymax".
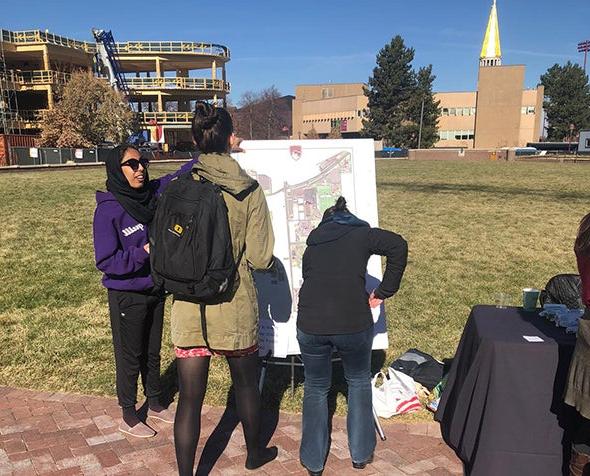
[{"xmin": 372, "ymin": 367, "xmax": 422, "ymax": 418}]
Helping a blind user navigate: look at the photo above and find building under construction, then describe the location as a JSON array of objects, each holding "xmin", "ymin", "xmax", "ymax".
[{"xmin": 0, "ymin": 28, "xmax": 230, "ymax": 151}]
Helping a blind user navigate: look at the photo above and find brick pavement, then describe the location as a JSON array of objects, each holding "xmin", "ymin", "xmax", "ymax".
[{"xmin": 0, "ymin": 386, "xmax": 462, "ymax": 475}]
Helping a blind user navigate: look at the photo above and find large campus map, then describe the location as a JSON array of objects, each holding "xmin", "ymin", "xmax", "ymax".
[{"xmin": 234, "ymin": 140, "xmax": 387, "ymax": 357}]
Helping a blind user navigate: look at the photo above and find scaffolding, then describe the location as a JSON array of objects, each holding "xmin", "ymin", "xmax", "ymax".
[{"xmin": 0, "ymin": 35, "xmax": 20, "ymax": 135}]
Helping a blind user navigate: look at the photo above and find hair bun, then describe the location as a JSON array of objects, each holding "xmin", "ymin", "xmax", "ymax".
[
  {"xmin": 193, "ymin": 101, "xmax": 219, "ymax": 130},
  {"xmin": 201, "ymin": 113, "xmax": 219, "ymax": 130},
  {"xmin": 194, "ymin": 101, "xmax": 211, "ymax": 115},
  {"xmin": 335, "ymin": 196, "xmax": 347, "ymax": 211}
]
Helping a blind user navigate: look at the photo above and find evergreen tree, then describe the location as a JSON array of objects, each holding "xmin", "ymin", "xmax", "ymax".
[
  {"xmin": 404, "ymin": 66, "xmax": 440, "ymax": 148},
  {"xmin": 363, "ymin": 36, "xmax": 440, "ymax": 148},
  {"xmin": 541, "ymin": 62, "xmax": 590, "ymax": 141}
]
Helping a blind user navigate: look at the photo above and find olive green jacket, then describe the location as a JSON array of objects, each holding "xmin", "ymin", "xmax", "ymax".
[{"xmin": 170, "ymin": 153, "xmax": 275, "ymax": 350}]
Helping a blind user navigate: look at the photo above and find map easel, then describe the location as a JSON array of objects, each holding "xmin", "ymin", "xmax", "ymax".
[{"xmin": 258, "ymin": 352, "xmax": 387, "ymax": 441}]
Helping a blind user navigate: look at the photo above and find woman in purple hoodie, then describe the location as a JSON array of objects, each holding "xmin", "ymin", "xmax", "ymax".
[{"xmin": 93, "ymin": 145, "xmax": 196, "ymax": 437}]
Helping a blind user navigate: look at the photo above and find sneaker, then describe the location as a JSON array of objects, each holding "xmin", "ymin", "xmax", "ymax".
[
  {"xmin": 147, "ymin": 407, "xmax": 175, "ymax": 424},
  {"xmin": 118, "ymin": 420, "xmax": 156, "ymax": 438}
]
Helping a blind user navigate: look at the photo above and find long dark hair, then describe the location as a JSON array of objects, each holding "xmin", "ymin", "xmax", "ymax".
[
  {"xmin": 191, "ymin": 101, "xmax": 233, "ymax": 154},
  {"xmin": 575, "ymin": 213, "xmax": 590, "ymax": 256},
  {"xmin": 322, "ymin": 196, "xmax": 349, "ymax": 221}
]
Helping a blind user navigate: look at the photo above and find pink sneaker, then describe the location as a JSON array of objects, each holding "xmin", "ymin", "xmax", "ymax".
[
  {"xmin": 148, "ymin": 407, "xmax": 175, "ymax": 424},
  {"xmin": 118, "ymin": 420, "xmax": 156, "ymax": 438}
]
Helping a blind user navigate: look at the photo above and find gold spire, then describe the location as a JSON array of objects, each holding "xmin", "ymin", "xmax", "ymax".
[{"xmin": 480, "ymin": 0, "xmax": 502, "ymax": 66}]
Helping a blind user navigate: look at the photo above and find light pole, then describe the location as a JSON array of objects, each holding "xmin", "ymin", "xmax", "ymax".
[
  {"xmin": 418, "ymin": 97, "xmax": 425, "ymax": 149},
  {"xmin": 578, "ymin": 40, "xmax": 590, "ymax": 74}
]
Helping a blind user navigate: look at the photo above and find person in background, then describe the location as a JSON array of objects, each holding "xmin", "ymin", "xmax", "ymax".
[
  {"xmin": 171, "ymin": 102, "xmax": 277, "ymax": 475},
  {"xmin": 93, "ymin": 145, "xmax": 197, "ymax": 437},
  {"xmin": 296, "ymin": 196, "xmax": 408, "ymax": 476},
  {"xmin": 565, "ymin": 212, "xmax": 590, "ymax": 475}
]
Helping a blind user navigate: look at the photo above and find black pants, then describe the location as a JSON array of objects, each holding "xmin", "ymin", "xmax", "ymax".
[{"xmin": 107, "ymin": 289, "xmax": 165, "ymax": 409}]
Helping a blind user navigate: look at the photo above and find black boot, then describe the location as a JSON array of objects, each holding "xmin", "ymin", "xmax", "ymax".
[
  {"xmin": 352, "ymin": 452, "xmax": 374, "ymax": 469},
  {"xmin": 300, "ymin": 461, "xmax": 323, "ymax": 476},
  {"xmin": 245, "ymin": 446, "xmax": 278, "ymax": 470}
]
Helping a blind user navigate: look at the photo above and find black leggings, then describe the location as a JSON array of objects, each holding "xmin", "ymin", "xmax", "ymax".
[{"xmin": 174, "ymin": 353, "xmax": 262, "ymax": 476}]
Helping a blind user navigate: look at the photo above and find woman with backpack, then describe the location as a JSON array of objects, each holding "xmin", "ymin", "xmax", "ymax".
[
  {"xmin": 296, "ymin": 197, "xmax": 408, "ymax": 476},
  {"xmin": 93, "ymin": 145, "xmax": 197, "ymax": 437},
  {"xmin": 170, "ymin": 102, "xmax": 277, "ymax": 475},
  {"xmin": 565, "ymin": 212, "xmax": 590, "ymax": 475}
]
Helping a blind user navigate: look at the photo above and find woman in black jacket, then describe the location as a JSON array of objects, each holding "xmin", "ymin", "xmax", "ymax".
[{"xmin": 297, "ymin": 197, "xmax": 408, "ymax": 476}]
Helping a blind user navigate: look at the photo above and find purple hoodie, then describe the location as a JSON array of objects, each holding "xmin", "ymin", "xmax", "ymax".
[{"xmin": 93, "ymin": 158, "xmax": 197, "ymax": 291}]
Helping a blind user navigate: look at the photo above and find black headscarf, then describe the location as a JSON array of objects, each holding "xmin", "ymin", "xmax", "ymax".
[{"xmin": 105, "ymin": 146, "xmax": 157, "ymax": 224}]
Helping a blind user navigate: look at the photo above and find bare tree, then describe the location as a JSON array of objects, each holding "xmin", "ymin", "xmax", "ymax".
[
  {"xmin": 39, "ymin": 71, "xmax": 135, "ymax": 147},
  {"xmin": 260, "ymin": 86, "xmax": 282, "ymax": 140},
  {"xmin": 234, "ymin": 86, "xmax": 290, "ymax": 140},
  {"xmin": 306, "ymin": 125, "xmax": 320, "ymax": 139},
  {"xmin": 327, "ymin": 123, "xmax": 342, "ymax": 139}
]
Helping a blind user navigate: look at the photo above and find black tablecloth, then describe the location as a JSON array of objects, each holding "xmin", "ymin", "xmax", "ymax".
[{"xmin": 435, "ymin": 305, "xmax": 577, "ymax": 476}]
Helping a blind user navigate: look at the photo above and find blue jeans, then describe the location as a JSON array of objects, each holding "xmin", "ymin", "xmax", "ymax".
[{"xmin": 297, "ymin": 326, "xmax": 376, "ymax": 472}]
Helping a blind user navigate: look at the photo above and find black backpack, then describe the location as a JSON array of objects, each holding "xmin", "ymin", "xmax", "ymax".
[
  {"xmin": 539, "ymin": 274, "xmax": 584, "ymax": 309},
  {"xmin": 390, "ymin": 348, "xmax": 444, "ymax": 390},
  {"xmin": 149, "ymin": 172, "xmax": 237, "ymax": 301}
]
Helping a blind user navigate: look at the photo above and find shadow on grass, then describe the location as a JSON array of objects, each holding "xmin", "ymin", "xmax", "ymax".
[
  {"xmin": 378, "ymin": 181, "xmax": 590, "ymax": 202},
  {"xmin": 158, "ymin": 350, "xmax": 386, "ymax": 475}
]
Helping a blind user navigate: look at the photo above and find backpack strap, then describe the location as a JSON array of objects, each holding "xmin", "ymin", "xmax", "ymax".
[{"xmin": 199, "ymin": 303, "xmax": 212, "ymax": 351}]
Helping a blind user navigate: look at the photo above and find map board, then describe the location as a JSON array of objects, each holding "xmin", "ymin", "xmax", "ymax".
[{"xmin": 233, "ymin": 139, "xmax": 387, "ymax": 357}]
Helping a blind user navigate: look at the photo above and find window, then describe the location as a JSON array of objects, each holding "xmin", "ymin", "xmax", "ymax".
[
  {"xmin": 321, "ymin": 88, "xmax": 334, "ymax": 99},
  {"xmin": 586, "ymin": 138, "xmax": 590, "ymax": 148},
  {"xmin": 442, "ymin": 106, "xmax": 475, "ymax": 116}
]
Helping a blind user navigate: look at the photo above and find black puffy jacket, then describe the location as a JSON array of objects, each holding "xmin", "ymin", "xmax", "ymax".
[{"xmin": 297, "ymin": 214, "xmax": 407, "ymax": 335}]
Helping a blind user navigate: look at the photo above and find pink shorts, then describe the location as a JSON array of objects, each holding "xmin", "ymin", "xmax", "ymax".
[{"xmin": 174, "ymin": 344, "xmax": 259, "ymax": 359}]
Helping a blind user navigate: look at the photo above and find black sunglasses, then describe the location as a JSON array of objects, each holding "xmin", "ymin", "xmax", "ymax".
[{"xmin": 121, "ymin": 158, "xmax": 150, "ymax": 171}]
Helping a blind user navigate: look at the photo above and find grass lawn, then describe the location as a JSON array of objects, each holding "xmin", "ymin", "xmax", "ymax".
[{"xmin": 0, "ymin": 159, "xmax": 588, "ymax": 420}]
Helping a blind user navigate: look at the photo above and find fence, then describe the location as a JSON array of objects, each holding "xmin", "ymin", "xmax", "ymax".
[
  {"xmin": 9, "ymin": 147, "xmax": 103, "ymax": 166},
  {"xmin": 0, "ymin": 134, "xmax": 37, "ymax": 166},
  {"xmin": 5, "ymin": 146, "xmax": 194, "ymax": 166}
]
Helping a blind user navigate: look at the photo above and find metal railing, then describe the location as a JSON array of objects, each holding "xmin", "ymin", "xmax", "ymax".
[
  {"xmin": 127, "ymin": 77, "xmax": 229, "ymax": 92},
  {"xmin": 0, "ymin": 29, "xmax": 230, "ymax": 58},
  {"xmin": 0, "ymin": 70, "xmax": 71, "ymax": 85},
  {"xmin": 116, "ymin": 41, "xmax": 229, "ymax": 58},
  {"xmin": 139, "ymin": 111, "xmax": 193, "ymax": 124},
  {"xmin": 17, "ymin": 109, "xmax": 46, "ymax": 121},
  {"xmin": 0, "ymin": 109, "xmax": 46, "ymax": 127},
  {"xmin": 1, "ymin": 29, "xmax": 93, "ymax": 52},
  {"xmin": 4, "ymin": 109, "xmax": 192, "ymax": 126},
  {"xmin": 16, "ymin": 70, "xmax": 70, "ymax": 85}
]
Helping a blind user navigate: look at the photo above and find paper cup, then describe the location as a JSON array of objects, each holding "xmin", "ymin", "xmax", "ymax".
[{"xmin": 522, "ymin": 288, "xmax": 540, "ymax": 311}]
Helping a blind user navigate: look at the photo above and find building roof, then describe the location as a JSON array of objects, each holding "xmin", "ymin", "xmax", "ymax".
[{"xmin": 480, "ymin": 0, "xmax": 502, "ymax": 60}]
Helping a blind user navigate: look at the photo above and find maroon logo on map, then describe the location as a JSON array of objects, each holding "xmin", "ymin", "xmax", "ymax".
[{"xmin": 290, "ymin": 145, "xmax": 302, "ymax": 161}]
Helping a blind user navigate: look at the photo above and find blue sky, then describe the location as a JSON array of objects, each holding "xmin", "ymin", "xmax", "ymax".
[{"xmin": 3, "ymin": 0, "xmax": 589, "ymax": 102}]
